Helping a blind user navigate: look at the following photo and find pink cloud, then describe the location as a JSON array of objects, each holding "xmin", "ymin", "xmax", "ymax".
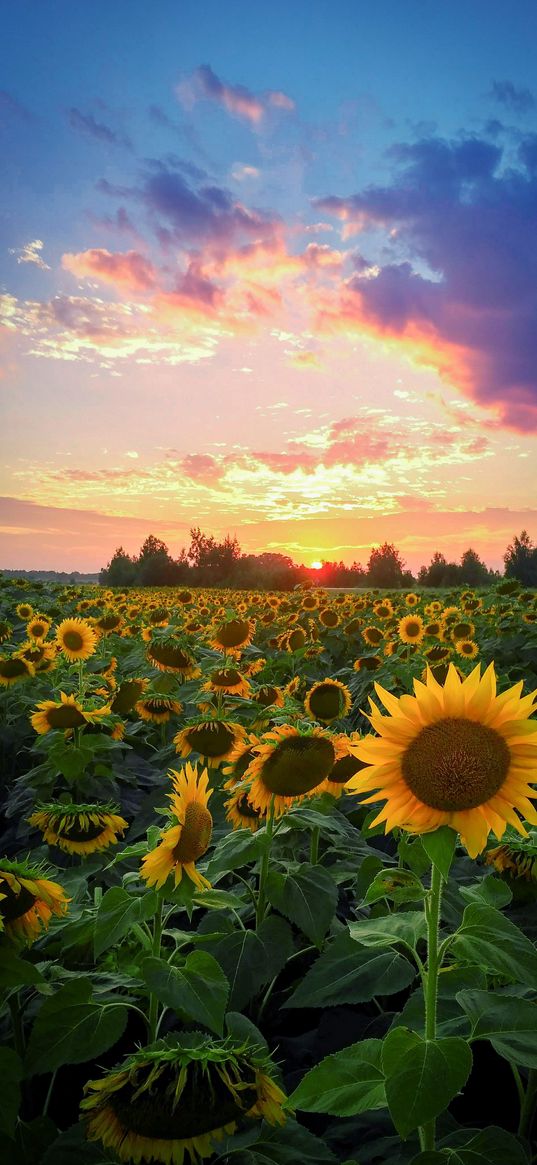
[
  {"xmin": 177, "ymin": 65, "xmax": 294, "ymax": 125},
  {"xmin": 62, "ymin": 248, "xmax": 156, "ymax": 292}
]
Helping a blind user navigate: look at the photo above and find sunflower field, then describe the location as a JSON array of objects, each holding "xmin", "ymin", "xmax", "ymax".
[{"xmin": 1, "ymin": 576, "xmax": 537, "ymax": 1165}]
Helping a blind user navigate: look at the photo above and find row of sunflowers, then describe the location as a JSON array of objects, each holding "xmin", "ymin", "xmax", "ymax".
[{"xmin": 0, "ymin": 574, "xmax": 536, "ymax": 1165}]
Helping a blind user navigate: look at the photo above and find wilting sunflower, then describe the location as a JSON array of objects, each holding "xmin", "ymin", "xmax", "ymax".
[
  {"xmin": 136, "ymin": 696, "xmax": 183, "ymax": 724},
  {"xmin": 348, "ymin": 662, "xmax": 537, "ymax": 858},
  {"xmin": 81, "ymin": 1033, "xmax": 286, "ymax": 1164},
  {"xmin": 30, "ymin": 691, "xmax": 109, "ymax": 735},
  {"xmin": 209, "ymin": 618, "xmax": 255, "ymax": 654},
  {"xmin": 28, "ymin": 802, "xmax": 128, "ymax": 855},
  {"xmin": 455, "ymin": 639, "xmax": 479, "ymax": 659},
  {"xmin": 0, "ymin": 655, "xmax": 35, "ymax": 686},
  {"xmin": 55, "ymin": 618, "xmax": 97, "ymax": 662},
  {"xmin": 225, "ymin": 785, "xmax": 265, "ymax": 832},
  {"xmin": 141, "ymin": 764, "xmax": 213, "ymax": 891},
  {"xmin": 246, "ymin": 725, "xmax": 338, "ymax": 817},
  {"xmin": 147, "ymin": 639, "xmax": 200, "ymax": 678},
  {"xmin": 398, "ymin": 614, "xmax": 425, "ymax": 645},
  {"xmin": 174, "ymin": 719, "xmax": 245, "ymax": 768},
  {"xmin": 0, "ymin": 858, "xmax": 69, "ymax": 943},
  {"xmin": 202, "ymin": 668, "xmax": 251, "ymax": 698},
  {"xmin": 304, "ymin": 679, "xmax": 352, "ymax": 724},
  {"xmin": 110, "ymin": 678, "xmax": 147, "ymax": 715},
  {"xmin": 485, "ymin": 830, "xmax": 537, "ymax": 882},
  {"xmin": 27, "ymin": 615, "xmax": 51, "ymax": 641}
]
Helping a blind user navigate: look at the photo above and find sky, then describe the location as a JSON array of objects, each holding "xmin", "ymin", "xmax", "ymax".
[{"xmin": 1, "ymin": 0, "xmax": 537, "ymax": 573}]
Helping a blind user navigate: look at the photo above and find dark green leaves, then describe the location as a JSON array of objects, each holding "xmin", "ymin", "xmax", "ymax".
[
  {"xmin": 0, "ymin": 1048, "xmax": 22, "ymax": 1137},
  {"xmin": 421, "ymin": 826, "xmax": 457, "ymax": 880},
  {"xmin": 0, "ymin": 947, "xmax": 44, "ymax": 990},
  {"xmin": 349, "ymin": 911, "xmax": 426, "ymax": 949},
  {"xmin": 289, "ymin": 1039, "xmax": 386, "ymax": 1115},
  {"xmin": 453, "ymin": 903, "xmax": 537, "ymax": 986},
  {"xmin": 25, "ymin": 979, "xmax": 128, "ymax": 1076},
  {"xmin": 382, "ymin": 1028, "xmax": 472, "ymax": 1138},
  {"xmin": 143, "ymin": 951, "xmax": 229, "ymax": 1035},
  {"xmin": 266, "ymin": 863, "xmax": 337, "ymax": 945},
  {"xmin": 284, "ymin": 932, "xmax": 415, "ymax": 1008},
  {"xmin": 457, "ymin": 989, "xmax": 537, "ymax": 1067},
  {"xmin": 94, "ymin": 886, "xmax": 157, "ymax": 958}
]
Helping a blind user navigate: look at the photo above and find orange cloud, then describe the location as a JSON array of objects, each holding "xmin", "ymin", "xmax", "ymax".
[{"xmin": 62, "ymin": 248, "xmax": 156, "ymax": 292}]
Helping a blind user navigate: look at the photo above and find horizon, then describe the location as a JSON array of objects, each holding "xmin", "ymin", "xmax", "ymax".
[{"xmin": 2, "ymin": 1, "xmax": 537, "ymax": 571}]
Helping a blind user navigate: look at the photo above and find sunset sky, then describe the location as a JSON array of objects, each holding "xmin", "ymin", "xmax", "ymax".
[{"xmin": 1, "ymin": 0, "xmax": 537, "ymax": 573}]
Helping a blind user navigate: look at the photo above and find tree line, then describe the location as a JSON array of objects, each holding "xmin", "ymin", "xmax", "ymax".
[{"xmin": 98, "ymin": 529, "xmax": 537, "ymax": 589}]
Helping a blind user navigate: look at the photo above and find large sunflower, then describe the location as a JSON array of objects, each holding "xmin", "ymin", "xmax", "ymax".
[
  {"xmin": 28, "ymin": 803, "xmax": 128, "ymax": 855},
  {"xmin": 81, "ymin": 1034, "xmax": 286, "ymax": 1164},
  {"xmin": 304, "ymin": 679, "xmax": 352, "ymax": 724},
  {"xmin": 140, "ymin": 764, "xmax": 213, "ymax": 892},
  {"xmin": 55, "ymin": 618, "xmax": 97, "ymax": 662},
  {"xmin": 0, "ymin": 859, "xmax": 69, "ymax": 943},
  {"xmin": 348, "ymin": 662, "xmax": 537, "ymax": 858},
  {"xmin": 30, "ymin": 691, "xmax": 110, "ymax": 735},
  {"xmin": 246, "ymin": 725, "xmax": 338, "ymax": 816},
  {"xmin": 0, "ymin": 656, "xmax": 35, "ymax": 686},
  {"xmin": 174, "ymin": 719, "xmax": 246, "ymax": 768}
]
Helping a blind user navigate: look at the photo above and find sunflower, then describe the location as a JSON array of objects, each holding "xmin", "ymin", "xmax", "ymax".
[
  {"xmin": 0, "ymin": 619, "xmax": 12, "ymax": 643},
  {"xmin": 111, "ymin": 678, "xmax": 148, "ymax": 714},
  {"xmin": 28, "ymin": 803, "xmax": 128, "ymax": 855},
  {"xmin": 222, "ymin": 734, "xmax": 262, "ymax": 788},
  {"xmin": 485, "ymin": 832, "xmax": 537, "ymax": 882},
  {"xmin": 94, "ymin": 611, "xmax": 123, "ymax": 634},
  {"xmin": 283, "ymin": 627, "xmax": 307, "ymax": 652},
  {"xmin": 344, "ymin": 618, "xmax": 362, "ymax": 637},
  {"xmin": 177, "ymin": 590, "xmax": 193, "ymax": 605},
  {"xmin": 405, "ymin": 593, "xmax": 420, "ymax": 607},
  {"xmin": 30, "ymin": 691, "xmax": 109, "ymax": 734},
  {"xmin": 319, "ymin": 608, "xmax": 339, "ymax": 628},
  {"xmin": 252, "ymin": 684, "xmax": 284, "ymax": 709},
  {"xmin": 424, "ymin": 621, "xmax": 445, "ymax": 639},
  {"xmin": 455, "ymin": 639, "xmax": 479, "ymax": 659},
  {"xmin": 209, "ymin": 618, "xmax": 255, "ymax": 654},
  {"xmin": 373, "ymin": 601, "xmax": 394, "ymax": 621},
  {"xmin": 81, "ymin": 1033, "xmax": 286, "ymax": 1164},
  {"xmin": 140, "ymin": 764, "xmax": 213, "ymax": 892},
  {"xmin": 362, "ymin": 626, "xmax": 384, "ymax": 647},
  {"xmin": 0, "ymin": 656, "xmax": 35, "ymax": 686},
  {"xmin": 147, "ymin": 640, "xmax": 200, "ymax": 677},
  {"xmin": 0, "ymin": 859, "xmax": 69, "ymax": 943},
  {"xmin": 55, "ymin": 618, "xmax": 97, "ymax": 662},
  {"xmin": 424, "ymin": 644, "xmax": 452, "ymax": 664},
  {"xmin": 225, "ymin": 785, "xmax": 265, "ymax": 832},
  {"xmin": 319, "ymin": 733, "xmax": 369, "ymax": 796},
  {"xmin": 353, "ymin": 655, "xmax": 382, "ymax": 672},
  {"xmin": 450, "ymin": 621, "xmax": 475, "ymax": 641},
  {"xmin": 304, "ymin": 679, "xmax": 352, "ymax": 724},
  {"xmin": 202, "ymin": 668, "xmax": 251, "ymax": 698},
  {"xmin": 246, "ymin": 725, "xmax": 338, "ymax": 816},
  {"xmin": 136, "ymin": 697, "xmax": 183, "ymax": 723},
  {"xmin": 27, "ymin": 615, "xmax": 51, "ymax": 641},
  {"xmin": 16, "ymin": 602, "xmax": 34, "ymax": 620},
  {"xmin": 16, "ymin": 641, "xmax": 56, "ymax": 668},
  {"xmin": 398, "ymin": 614, "xmax": 425, "ymax": 645},
  {"xmin": 348, "ymin": 662, "xmax": 537, "ymax": 858},
  {"xmin": 174, "ymin": 720, "xmax": 246, "ymax": 768}
]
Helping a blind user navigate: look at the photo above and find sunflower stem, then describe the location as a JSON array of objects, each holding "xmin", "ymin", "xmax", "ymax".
[
  {"xmin": 519, "ymin": 1068, "xmax": 537, "ymax": 1140},
  {"xmin": 419, "ymin": 862, "xmax": 443, "ymax": 1153},
  {"xmin": 42, "ymin": 1069, "xmax": 57, "ymax": 1117},
  {"xmin": 78, "ymin": 659, "xmax": 85, "ymax": 700},
  {"xmin": 148, "ymin": 893, "xmax": 164, "ymax": 1042},
  {"xmin": 256, "ymin": 795, "xmax": 275, "ymax": 929},
  {"xmin": 310, "ymin": 824, "xmax": 320, "ymax": 865}
]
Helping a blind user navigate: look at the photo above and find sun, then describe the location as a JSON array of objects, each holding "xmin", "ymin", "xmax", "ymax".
[{"xmin": 311, "ymin": 560, "xmax": 323, "ymax": 570}]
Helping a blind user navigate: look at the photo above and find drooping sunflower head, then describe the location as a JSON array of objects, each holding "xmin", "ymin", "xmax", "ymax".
[
  {"xmin": 0, "ymin": 655, "xmax": 35, "ymax": 687},
  {"xmin": 94, "ymin": 611, "xmax": 123, "ymax": 634},
  {"xmin": 225, "ymin": 784, "xmax": 265, "ymax": 832},
  {"xmin": 222, "ymin": 734, "xmax": 262, "ymax": 788},
  {"xmin": 348, "ymin": 663, "xmax": 537, "ymax": 858},
  {"xmin": 0, "ymin": 858, "xmax": 69, "ymax": 944},
  {"xmin": 209, "ymin": 618, "xmax": 255, "ymax": 654},
  {"xmin": 81, "ymin": 1033, "xmax": 287, "ymax": 1164},
  {"xmin": 353, "ymin": 655, "xmax": 382, "ymax": 672},
  {"xmin": 320, "ymin": 733, "xmax": 369, "ymax": 797},
  {"xmin": 246, "ymin": 724, "xmax": 339, "ymax": 816},
  {"xmin": 141, "ymin": 764, "xmax": 213, "ymax": 892},
  {"xmin": 398, "ymin": 614, "xmax": 425, "ymax": 645},
  {"xmin": 28, "ymin": 803, "xmax": 128, "ymax": 855},
  {"xmin": 30, "ymin": 691, "xmax": 109, "ymax": 735},
  {"xmin": 485, "ymin": 830, "xmax": 537, "ymax": 883},
  {"xmin": 252, "ymin": 684, "xmax": 285, "ymax": 709},
  {"xmin": 202, "ymin": 668, "xmax": 251, "ymax": 698},
  {"xmin": 0, "ymin": 619, "xmax": 12, "ymax": 644},
  {"xmin": 174, "ymin": 719, "xmax": 246, "ymax": 768},
  {"xmin": 304, "ymin": 679, "xmax": 352, "ymax": 724},
  {"xmin": 147, "ymin": 639, "xmax": 200, "ymax": 677},
  {"xmin": 55, "ymin": 618, "xmax": 97, "ymax": 662},
  {"xmin": 111, "ymin": 678, "xmax": 148, "ymax": 715},
  {"xmin": 136, "ymin": 696, "xmax": 183, "ymax": 723}
]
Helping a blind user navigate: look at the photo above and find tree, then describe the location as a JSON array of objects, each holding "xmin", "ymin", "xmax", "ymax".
[
  {"xmin": 504, "ymin": 530, "xmax": 537, "ymax": 586},
  {"xmin": 99, "ymin": 547, "xmax": 136, "ymax": 587},
  {"xmin": 459, "ymin": 548, "xmax": 493, "ymax": 586},
  {"xmin": 137, "ymin": 535, "xmax": 176, "ymax": 586},
  {"xmin": 367, "ymin": 543, "xmax": 407, "ymax": 588}
]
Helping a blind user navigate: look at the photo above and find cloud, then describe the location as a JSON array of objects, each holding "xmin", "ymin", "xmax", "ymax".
[
  {"xmin": 177, "ymin": 64, "xmax": 294, "ymax": 125},
  {"xmin": 62, "ymin": 248, "xmax": 156, "ymax": 292},
  {"xmin": 68, "ymin": 108, "xmax": 131, "ymax": 149},
  {"xmin": 489, "ymin": 80, "xmax": 535, "ymax": 113},
  {"xmin": 135, "ymin": 163, "xmax": 280, "ymax": 249},
  {"xmin": 315, "ymin": 133, "xmax": 537, "ymax": 430},
  {"xmin": 9, "ymin": 239, "xmax": 50, "ymax": 270}
]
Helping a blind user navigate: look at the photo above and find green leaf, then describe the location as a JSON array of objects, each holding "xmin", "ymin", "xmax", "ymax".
[
  {"xmin": 363, "ymin": 868, "xmax": 425, "ymax": 906},
  {"xmin": 214, "ymin": 1119, "xmax": 338, "ymax": 1164},
  {"xmin": 421, "ymin": 827, "xmax": 457, "ymax": 880},
  {"xmin": 284, "ymin": 932, "xmax": 415, "ymax": 1008},
  {"xmin": 457, "ymin": 989, "xmax": 537, "ymax": 1067},
  {"xmin": 257, "ymin": 915, "xmax": 294, "ymax": 981},
  {"xmin": 94, "ymin": 886, "xmax": 157, "ymax": 958},
  {"xmin": 207, "ymin": 830, "xmax": 262, "ymax": 878},
  {"xmin": 143, "ymin": 951, "xmax": 229, "ymax": 1035},
  {"xmin": 266, "ymin": 863, "xmax": 337, "ymax": 945},
  {"xmin": 24, "ymin": 978, "xmax": 128, "ymax": 1076},
  {"xmin": 453, "ymin": 903, "xmax": 537, "ymax": 986},
  {"xmin": 193, "ymin": 889, "xmax": 246, "ymax": 911},
  {"xmin": 411, "ymin": 1125, "xmax": 531, "ymax": 1164},
  {"xmin": 459, "ymin": 876, "xmax": 512, "ymax": 908},
  {"xmin": 0, "ymin": 946, "xmax": 44, "ymax": 990},
  {"xmin": 225, "ymin": 1011, "xmax": 269, "ymax": 1053},
  {"xmin": 354, "ymin": 854, "xmax": 385, "ymax": 900},
  {"xmin": 211, "ymin": 929, "xmax": 268, "ymax": 1009},
  {"xmin": 349, "ymin": 910, "xmax": 426, "ymax": 949},
  {"xmin": 382, "ymin": 1028, "xmax": 472, "ymax": 1138},
  {"xmin": 0, "ymin": 1049, "xmax": 22, "ymax": 1137},
  {"xmin": 288, "ymin": 1039, "xmax": 386, "ymax": 1116}
]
